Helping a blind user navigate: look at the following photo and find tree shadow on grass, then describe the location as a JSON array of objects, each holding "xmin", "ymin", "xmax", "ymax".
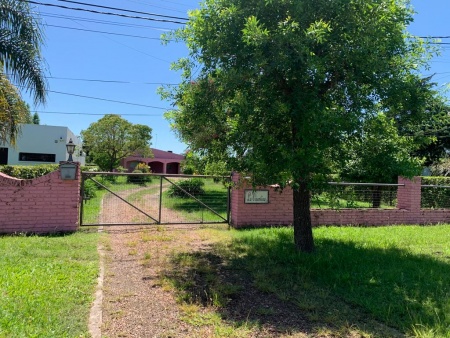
[{"xmin": 164, "ymin": 229, "xmax": 450, "ymax": 337}]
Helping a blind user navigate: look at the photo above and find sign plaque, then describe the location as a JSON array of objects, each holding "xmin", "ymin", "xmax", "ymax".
[{"xmin": 245, "ymin": 190, "xmax": 269, "ymax": 204}]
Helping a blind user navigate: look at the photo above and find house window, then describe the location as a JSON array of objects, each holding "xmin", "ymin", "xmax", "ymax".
[
  {"xmin": 19, "ymin": 152, "xmax": 56, "ymax": 162},
  {"xmin": 0, "ymin": 147, "xmax": 8, "ymax": 165}
]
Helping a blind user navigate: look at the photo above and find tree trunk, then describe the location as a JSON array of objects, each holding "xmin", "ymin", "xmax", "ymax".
[
  {"xmin": 371, "ymin": 186, "xmax": 382, "ymax": 208},
  {"xmin": 293, "ymin": 181, "xmax": 315, "ymax": 253}
]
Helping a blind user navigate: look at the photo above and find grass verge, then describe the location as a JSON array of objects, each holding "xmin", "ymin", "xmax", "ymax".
[
  {"xmin": 0, "ymin": 231, "xmax": 100, "ymax": 337},
  {"xmin": 163, "ymin": 225, "xmax": 450, "ymax": 337}
]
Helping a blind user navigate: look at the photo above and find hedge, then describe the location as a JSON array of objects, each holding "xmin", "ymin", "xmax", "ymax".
[{"xmin": 421, "ymin": 176, "xmax": 450, "ymax": 209}]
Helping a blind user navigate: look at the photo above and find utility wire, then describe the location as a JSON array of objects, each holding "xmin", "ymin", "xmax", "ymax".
[
  {"xmin": 39, "ymin": 12, "xmax": 171, "ymax": 31},
  {"xmin": 46, "ymin": 89, "xmax": 170, "ymax": 109},
  {"xmin": 45, "ymin": 24, "xmax": 167, "ymax": 40},
  {"xmin": 32, "ymin": 110, "xmax": 164, "ymax": 116},
  {"xmin": 123, "ymin": 0, "xmax": 189, "ymax": 14},
  {"xmin": 41, "ymin": 75, "xmax": 178, "ymax": 85},
  {"xmin": 56, "ymin": 0, "xmax": 188, "ymax": 21},
  {"xmin": 26, "ymin": 0, "xmax": 187, "ymax": 24},
  {"xmin": 14, "ymin": 84, "xmax": 171, "ymax": 109},
  {"xmin": 419, "ymin": 36, "xmax": 450, "ymax": 39}
]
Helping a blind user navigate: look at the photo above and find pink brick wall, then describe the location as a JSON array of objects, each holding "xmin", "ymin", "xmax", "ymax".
[
  {"xmin": 230, "ymin": 174, "xmax": 450, "ymax": 228},
  {"xmin": 0, "ymin": 165, "xmax": 81, "ymax": 234}
]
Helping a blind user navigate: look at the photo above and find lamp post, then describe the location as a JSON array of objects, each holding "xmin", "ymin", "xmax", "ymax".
[{"xmin": 66, "ymin": 138, "xmax": 76, "ymax": 162}]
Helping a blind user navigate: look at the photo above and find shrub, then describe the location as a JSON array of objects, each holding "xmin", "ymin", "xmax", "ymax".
[
  {"xmin": 115, "ymin": 166, "xmax": 127, "ymax": 173},
  {"xmin": 167, "ymin": 178, "xmax": 205, "ymax": 198},
  {"xmin": 127, "ymin": 163, "xmax": 152, "ymax": 185},
  {"xmin": 421, "ymin": 176, "xmax": 450, "ymax": 208},
  {"xmin": 135, "ymin": 162, "xmax": 151, "ymax": 173},
  {"xmin": 82, "ymin": 179, "xmax": 97, "ymax": 200},
  {"xmin": 0, "ymin": 164, "xmax": 59, "ymax": 179},
  {"xmin": 183, "ymin": 167, "xmax": 194, "ymax": 175}
]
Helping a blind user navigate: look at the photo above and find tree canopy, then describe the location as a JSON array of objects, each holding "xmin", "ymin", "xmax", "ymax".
[
  {"xmin": 161, "ymin": 0, "xmax": 439, "ymax": 252},
  {"xmin": 340, "ymin": 113, "xmax": 424, "ymax": 184},
  {"xmin": 0, "ymin": 0, "xmax": 47, "ymax": 104},
  {"xmin": 0, "ymin": 72, "xmax": 32, "ymax": 144},
  {"xmin": 81, "ymin": 114, "xmax": 153, "ymax": 172}
]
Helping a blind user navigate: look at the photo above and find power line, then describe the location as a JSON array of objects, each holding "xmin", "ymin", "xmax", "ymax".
[
  {"xmin": 26, "ymin": 0, "xmax": 187, "ymax": 24},
  {"xmin": 419, "ymin": 36, "xmax": 450, "ymax": 39},
  {"xmin": 123, "ymin": 0, "xmax": 189, "ymax": 14},
  {"xmin": 39, "ymin": 12, "xmax": 171, "ymax": 31},
  {"xmin": 41, "ymin": 75, "xmax": 178, "ymax": 85},
  {"xmin": 32, "ymin": 110, "xmax": 164, "ymax": 116},
  {"xmin": 45, "ymin": 89, "xmax": 170, "ymax": 109},
  {"xmin": 56, "ymin": 0, "xmax": 188, "ymax": 21},
  {"xmin": 14, "ymin": 84, "xmax": 171, "ymax": 109},
  {"xmin": 45, "ymin": 24, "xmax": 167, "ymax": 40}
]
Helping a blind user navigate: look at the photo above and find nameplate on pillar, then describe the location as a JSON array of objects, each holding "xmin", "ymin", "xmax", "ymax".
[{"xmin": 244, "ymin": 190, "xmax": 269, "ymax": 204}]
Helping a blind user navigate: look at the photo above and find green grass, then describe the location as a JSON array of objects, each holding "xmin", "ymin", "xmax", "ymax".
[
  {"xmin": 81, "ymin": 175, "xmax": 156, "ymax": 224},
  {"xmin": 0, "ymin": 231, "xmax": 100, "ymax": 337},
  {"xmin": 162, "ymin": 225, "xmax": 450, "ymax": 336},
  {"xmin": 226, "ymin": 225, "xmax": 450, "ymax": 337},
  {"xmin": 81, "ymin": 188, "xmax": 109, "ymax": 224},
  {"xmin": 162, "ymin": 179, "xmax": 228, "ymax": 222}
]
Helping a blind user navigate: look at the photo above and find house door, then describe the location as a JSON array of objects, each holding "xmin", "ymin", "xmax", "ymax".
[{"xmin": 0, "ymin": 148, "xmax": 8, "ymax": 165}]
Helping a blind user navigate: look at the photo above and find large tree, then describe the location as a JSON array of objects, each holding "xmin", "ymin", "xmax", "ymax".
[
  {"xmin": 81, "ymin": 114, "xmax": 153, "ymax": 172},
  {"xmin": 161, "ymin": 0, "xmax": 438, "ymax": 252},
  {"xmin": 0, "ymin": 0, "xmax": 47, "ymax": 144}
]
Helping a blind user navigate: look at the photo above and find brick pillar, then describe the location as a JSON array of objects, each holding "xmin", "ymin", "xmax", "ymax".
[
  {"xmin": 230, "ymin": 172, "xmax": 242, "ymax": 226},
  {"xmin": 397, "ymin": 176, "xmax": 421, "ymax": 211}
]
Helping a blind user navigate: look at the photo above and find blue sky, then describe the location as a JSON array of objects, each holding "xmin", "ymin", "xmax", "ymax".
[{"xmin": 22, "ymin": 0, "xmax": 450, "ymax": 155}]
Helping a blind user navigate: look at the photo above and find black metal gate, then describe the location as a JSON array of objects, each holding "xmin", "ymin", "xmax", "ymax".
[{"xmin": 80, "ymin": 172, "xmax": 230, "ymax": 226}]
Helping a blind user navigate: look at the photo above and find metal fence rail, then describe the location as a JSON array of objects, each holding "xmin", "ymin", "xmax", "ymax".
[{"xmin": 311, "ymin": 182, "xmax": 403, "ymax": 209}]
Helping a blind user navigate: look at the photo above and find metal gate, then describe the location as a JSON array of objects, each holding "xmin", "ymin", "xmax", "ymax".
[{"xmin": 80, "ymin": 172, "xmax": 230, "ymax": 226}]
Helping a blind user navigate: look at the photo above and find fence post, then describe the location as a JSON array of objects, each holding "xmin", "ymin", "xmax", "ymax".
[
  {"xmin": 397, "ymin": 176, "xmax": 421, "ymax": 211},
  {"xmin": 230, "ymin": 172, "xmax": 243, "ymax": 227}
]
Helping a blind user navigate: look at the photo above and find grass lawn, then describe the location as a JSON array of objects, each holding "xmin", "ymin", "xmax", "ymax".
[
  {"xmin": 81, "ymin": 175, "xmax": 158, "ymax": 224},
  {"xmin": 165, "ymin": 224, "xmax": 450, "ymax": 337},
  {"xmin": 162, "ymin": 178, "xmax": 229, "ymax": 223},
  {"xmin": 0, "ymin": 231, "xmax": 100, "ymax": 337},
  {"xmin": 231, "ymin": 225, "xmax": 450, "ymax": 337}
]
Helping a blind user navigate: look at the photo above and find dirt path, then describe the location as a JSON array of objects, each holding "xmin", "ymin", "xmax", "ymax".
[
  {"xmin": 100, "ymin": 226, "xmax": 190, "ymax": 337},
  {"xmin": 99, "ymin": 183, "xmax": 187, "ymax": 225},
  {"xmin": 95, "ymin": 189, "xmax": 403, "ymax": 337}
]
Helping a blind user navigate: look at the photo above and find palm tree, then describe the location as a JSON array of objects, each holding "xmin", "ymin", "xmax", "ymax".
[
  {"xmin": 0, "ymin": 0, "xmax": 47, "ymax": 143},
  {"xmin": 0, "ymin": 71, "xmax": 31, "ymax": 144}
]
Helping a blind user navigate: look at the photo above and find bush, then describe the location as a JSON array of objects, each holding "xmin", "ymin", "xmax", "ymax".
[
  {"xmin": 82, "ymin": 180, "xmax": 98, "ymax": 200},
  {"xmin": 167, "ymin": 178, "xmax": 205, "ymax": 198},
  {"xmin": 0, "ymin": 164, "xmax": 59, "ymax": 179},
  {"xmin": 182, "ymin": 167, "xmax": 194, "ymax": 175},
  {"xmin": 127, "ymin": 163, "xmax": 152, "ymax": 185},
  {"xmin": 421, "ymin": 176, "xmax": 450, "ymax": 208}
]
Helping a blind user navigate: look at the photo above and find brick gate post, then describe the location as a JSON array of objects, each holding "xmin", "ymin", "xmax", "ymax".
[{"xmin": 397, "ymin": 176, "xmax": 421, "ymax": 211}]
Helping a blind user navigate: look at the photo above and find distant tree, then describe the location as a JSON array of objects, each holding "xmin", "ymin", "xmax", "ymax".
[
  {"xmin": 181, "ymin": 150, "xmax": 206, "ymax": 174},
  {"xmin": 32, "ymin": 112, "xmax": 40, "ymax": 124},
  {"xmin": 410, "ymin": 100, "xmax": 450, "ymax": 166},
  {"xmin": 81, "ymin": 114, "xmax": 153, "ymax": 172},
  {"xmin": 340, "ymin": 114, "xmax": 423, "ymax": 207},
  {"xmin": 161, "ymin": 0, "xmax": 438, "ymax": 252}
]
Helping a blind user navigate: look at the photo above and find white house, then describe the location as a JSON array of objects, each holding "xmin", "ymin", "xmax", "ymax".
[{"xmin": 0, "ymin": 124, "xmax": 85, "ymax": 166}]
